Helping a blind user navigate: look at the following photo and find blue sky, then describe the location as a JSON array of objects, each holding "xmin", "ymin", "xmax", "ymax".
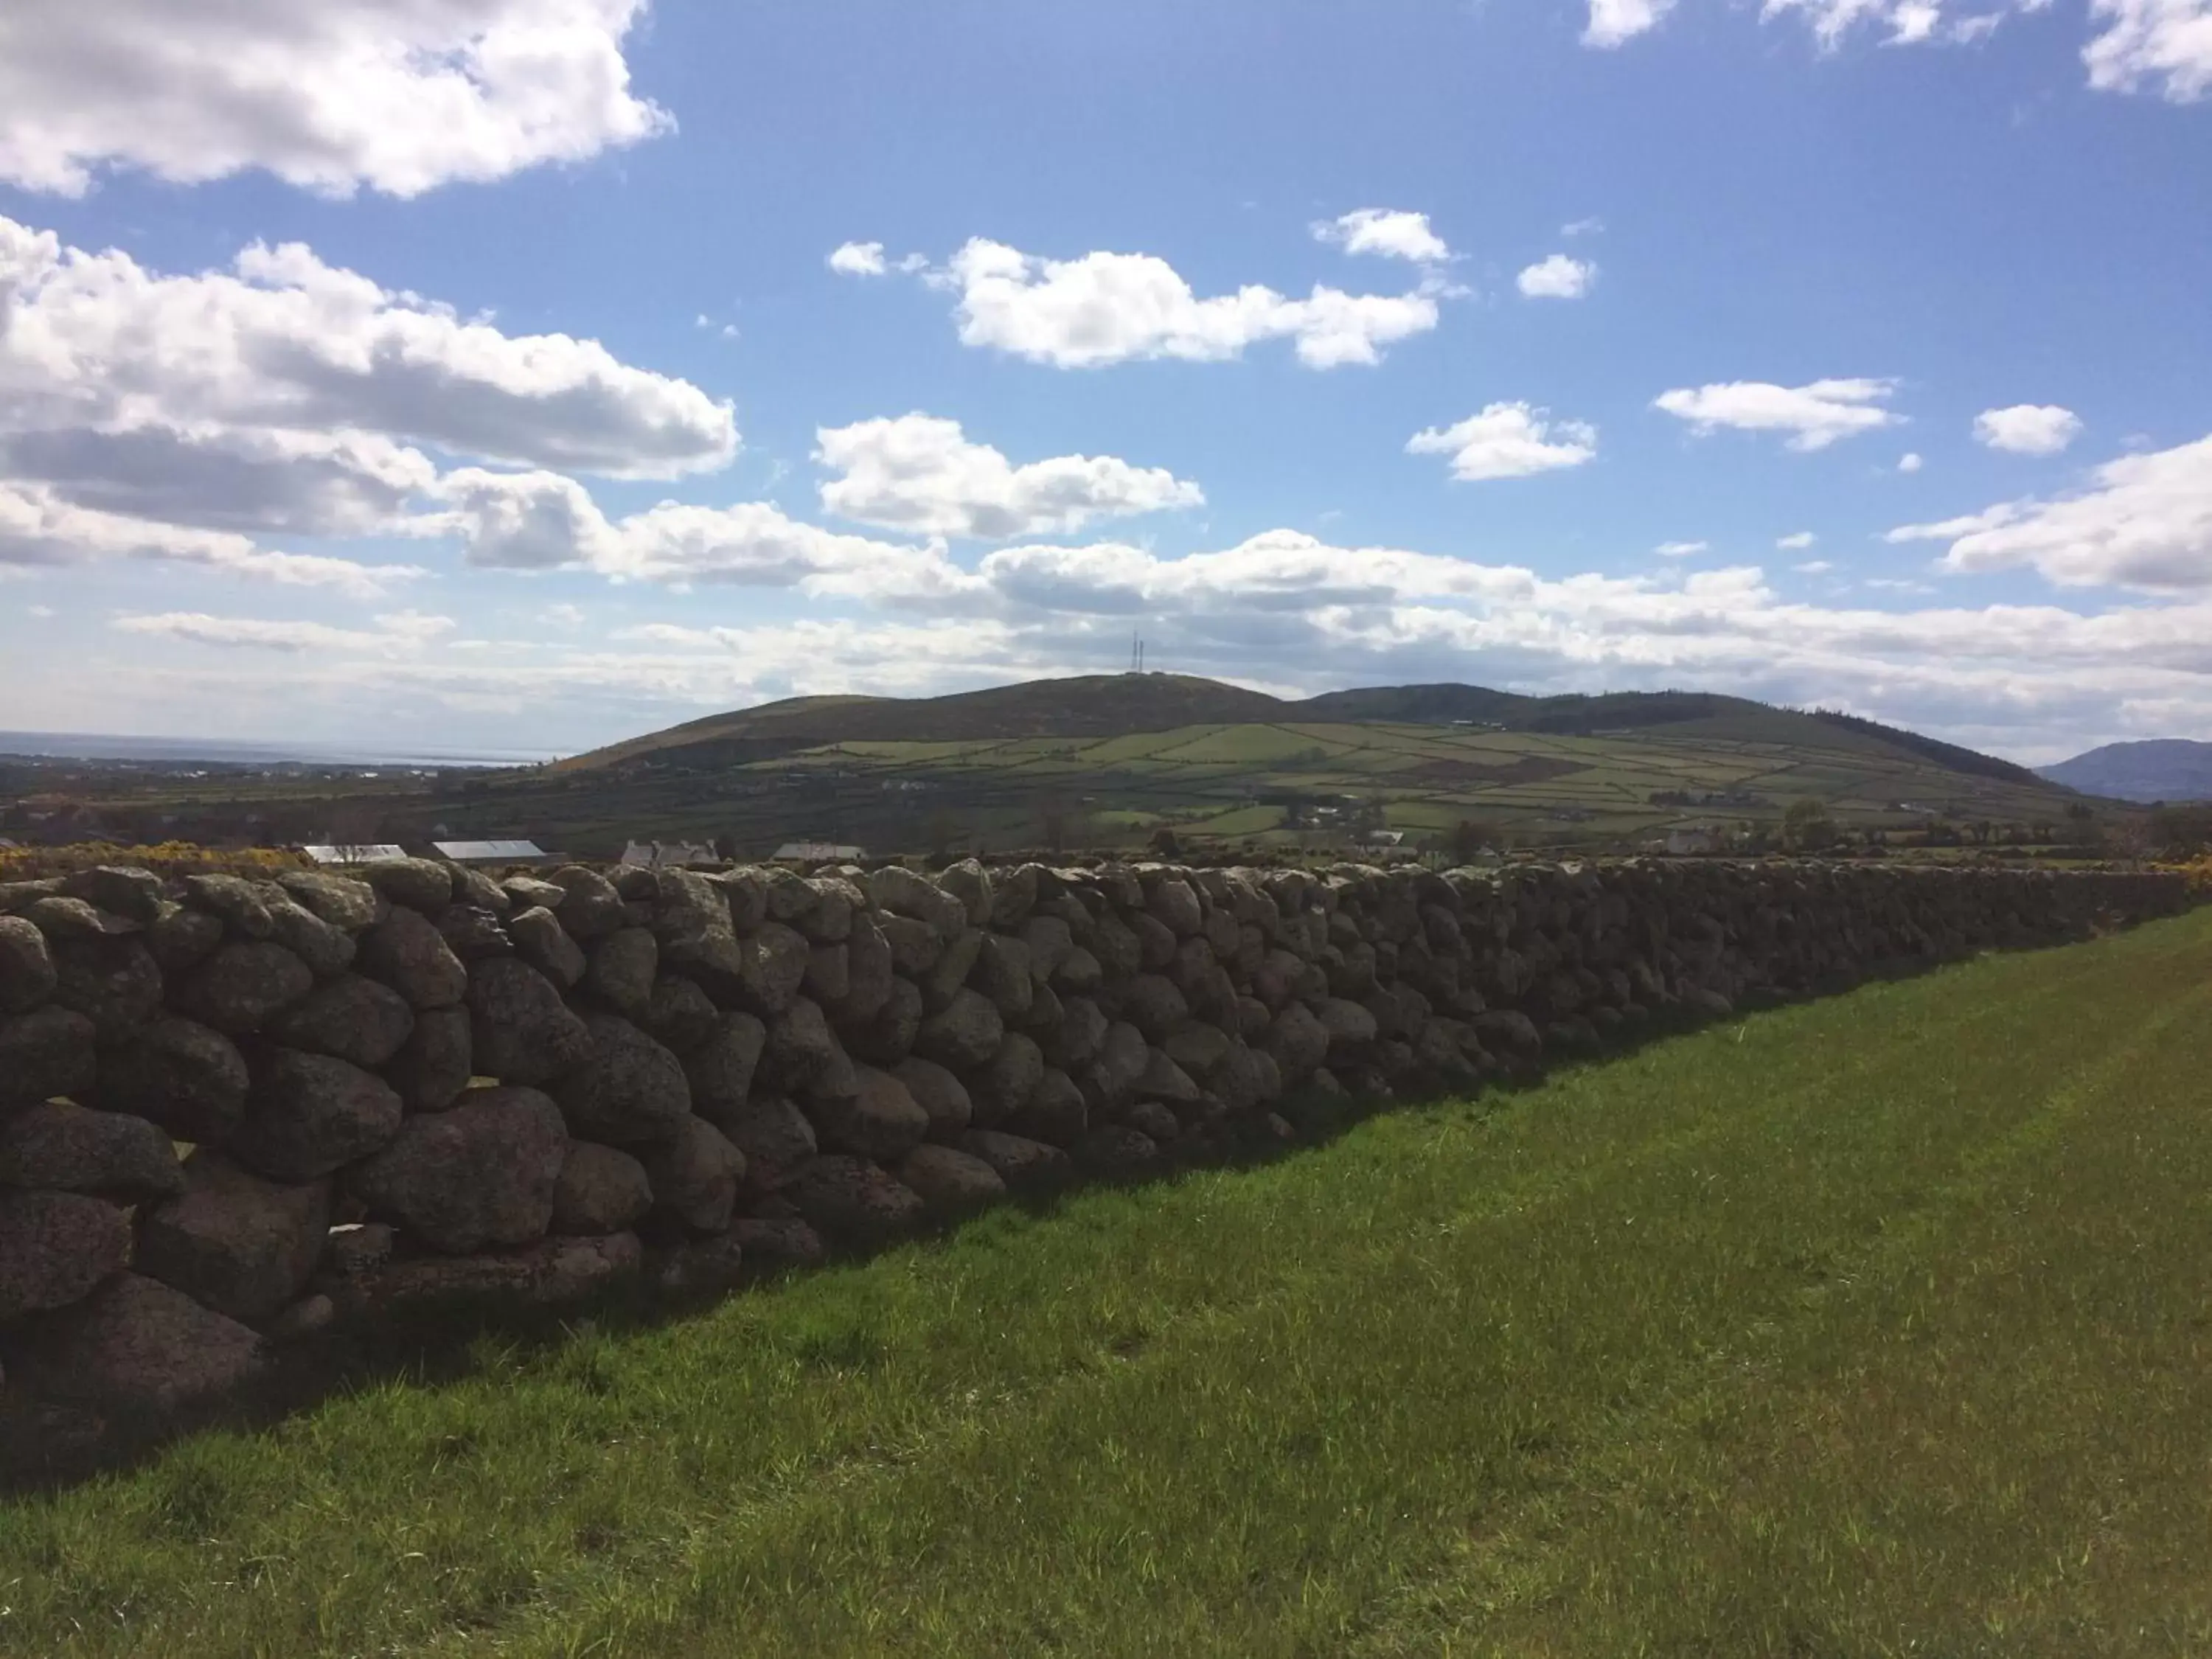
[{"xmin": 1, "ymin": 0, "xmax": 2208, "ymax": 763}]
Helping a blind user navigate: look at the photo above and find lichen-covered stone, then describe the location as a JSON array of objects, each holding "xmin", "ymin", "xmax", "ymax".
[
  {"xmin": 91, "ymin": 1016, "xmax": 247, "ymax": 1141},
  {"xmin": 51, "ymin": 933, "xmax": 163, "ymax": 1040},
  {"xmin": 231, "ymin": 1050, "xmax": 403, "ymax": 1182},
  {"xmin": 508, "ymin": 905, "xmax": 585, "ymax": 987},
  {"xmin": 0, "ymin": 1004, "xmax": 97, "ymax": 1107},
  {"xmin": 270, "ymin": 974, "xmax": 416, "ymax": 1068},
  {"xmin": 548, "ymin": 866, "xmax": 624, "ymax": 938},
  {"xmin": 0, "ymin": 1189, "xmax": 131, "ymax": 1319},
  {"xmin": 358, "ymin": 906, "xmax": 468, "ymax": 1010},
  {"xmin": 145, "ymin": 902, "xmax": 225, "ymax": 975},
  {"xmin": 897, "ymin": 1144, "xmax": 1006, "ymax": 1216},
  {"xmin": 0, "ymin": 914, "xmax": 59, "ymax": 1014},
  {"xmin": 178, "ymin": 939, "xmax": 313, "ymax": 1034},
  {"xmin": 10, "ymin": 1273, "xmax": 266, "ymax": 1416},
  {"xmin": 809, "ymin": 1066, "xmax": 929, "ymax": 1161},
  {"xmin": 915, "ymin": 987, "xmax": 1004, "ymax": 1071},
  {"xmin": 956, "ymin": 1129, "xmax": 1074, "ymax": 1193},
  {"xmin": 181, "ymin": 873, "xmax": 275, "ymax": 936},
  {"xmin": 785, "ymin": 1155, "xmax": 925, "ymax": 1244},
  {"xmin": 586, "ymin": 926, "xmax": 658, "ymax": 1012},
  {"xmin": 552, "ymin": 1012, "xmax": 691, "ymax": 1143},
  {"xmin": 59, "ymin": 866, "xmax": 164, "ymax": 924},
  {"xmin": 641, "ymin": 974, "xmax": 720, "ymax": 1054},
  {"xmin": 684, "ymin": 1010, "xmax": 767, "ymax": 1117},
  {"xmin": 362, "ymin": 858, "xmax": 454, "ymax": 914},
  {"xmin": 713, "ymin": 1095, "xmax": 818, "ymax": 1193},
  {"xmin": 276, "ymin": 871, "xmax": 383, "ymax": 931},
  {"xmin": 135, "ymin": 1152, "xmax": 330, "ymax": 1321},
  {"xmin": 890, "ymin": 1056, "xmax": 971, "ymax": 1141},
  {"xmin": 265, "ymin": 894, "xmax": 358, "ymax": 977},
  {"xmin": 467, "ymin": 956, "xmax": 593, "ymax": 1085},
  {"xmin": 639, "ymin": 1116, "xmax": 744, "ymax": 1235},
  {"xmin": 551, "ymin": 1141, "xmax": 653, "ymax": 1234},
  {"xmin": 348, "ymin": 1086, "xmax": 568, "ymax": 1253},
  {"xmin": 0, "ymin": 1102, "xmax": 182, "ymax": 1201},
  {"xmin": 384, "ymin": 1005, "xmax": 470, "ymax": 1112}
]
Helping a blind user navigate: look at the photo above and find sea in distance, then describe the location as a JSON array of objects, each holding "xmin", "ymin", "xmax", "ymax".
[{"xmin": 0, "ymin": 731, "xmax": 548, "ymax": 769}]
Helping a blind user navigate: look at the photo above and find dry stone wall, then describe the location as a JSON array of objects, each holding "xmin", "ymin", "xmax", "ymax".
[{"xmin": 0, "ymin": 855, "xmax": 2189, "ymax": 1446}]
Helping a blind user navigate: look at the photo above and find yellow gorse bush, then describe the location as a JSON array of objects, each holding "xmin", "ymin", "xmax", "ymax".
[{"xmin": 0, "ymin": 841, "xmax": 311, "ymax": 881}]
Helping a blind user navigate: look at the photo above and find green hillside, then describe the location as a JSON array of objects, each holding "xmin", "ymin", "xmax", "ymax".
[{"xmin": 434, "ymin": 675, "xmax": 2090, "ymax": 858}]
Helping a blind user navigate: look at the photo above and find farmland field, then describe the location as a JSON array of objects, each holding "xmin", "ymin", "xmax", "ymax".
[
  {"xmin": 4, "ymin": 908, "xmax": 2208, "ymax": 1656},
  {"xmin": 372, "ymin": 712, "xmax": 2087, "ymax": 858}
]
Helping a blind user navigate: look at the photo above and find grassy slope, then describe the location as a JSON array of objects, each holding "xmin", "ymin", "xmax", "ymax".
[{"xmin": 5, "ymin": 913, "xmax": 2209, "ymax": 1657}]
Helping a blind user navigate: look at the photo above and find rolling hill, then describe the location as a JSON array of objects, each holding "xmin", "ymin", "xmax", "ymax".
[
  {"xmin": 2037, "ymin": 739, "xmax": 2212, "ymax": 803},
  {"xmin": 440, "ymin": 673, "xmax": 2101, "ymax": 858}
]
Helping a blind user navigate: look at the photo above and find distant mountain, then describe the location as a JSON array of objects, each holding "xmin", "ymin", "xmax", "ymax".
[
  {"xmin": 2037, "ymin": 739, "xmax": 2212, "ymax": 802},
  {"xmin": 562, "ymin": 671, "xmax": 2043, "ymax": 792}
]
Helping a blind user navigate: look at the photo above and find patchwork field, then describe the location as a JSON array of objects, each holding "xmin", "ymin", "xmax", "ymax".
[
  {"xmin": 5, "ymin": 908, "xmax": 2208, "ymax": 1656},
  {"xmin": 466, "ymin": 711, "xmax": 2083, "ymax": 857}
]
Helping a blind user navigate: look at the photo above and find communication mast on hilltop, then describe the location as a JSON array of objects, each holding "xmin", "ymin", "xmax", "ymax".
[{"xmin": 1128, "ymin": 630, "xmax": 1147, "ymax": 674}]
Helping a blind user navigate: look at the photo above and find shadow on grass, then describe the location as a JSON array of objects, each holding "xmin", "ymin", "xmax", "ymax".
[{"xmin": 0, "ymin": 945, "xmax": 2001, "ymax": 1498}]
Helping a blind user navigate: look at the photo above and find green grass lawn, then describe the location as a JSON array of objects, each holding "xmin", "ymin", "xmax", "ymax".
[{"xmin": 5, "ymin": 912, "xmax": 2211, "ymax": 1656}]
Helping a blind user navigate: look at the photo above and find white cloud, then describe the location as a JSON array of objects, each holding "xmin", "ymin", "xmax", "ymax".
[
  {"xmin": 1654, "ymin": 378, "xmax": 1902, "ymax": 451},
  {"xmin": 1891, "ymin": 434, "xmax": 2212, "ymax": 591},
  {"xmin": 1655, "ymin": 540, "xmax": 1710, "ymax": 557},
  {"xmin": 114, "ymin": 609, "xmax": 456, "ymax": 653},
  {"xmin": 2084, "ymin": 0, "xmax": 2212, "ymax": 101},
  {"xmin": 0, "ymin": 481, "xmax": 419, "ymax": 598},
  {"xmin": 1562, "ymin": 218, "xmax": 1606, "ymax": 237},
  {"xmin": 538, "ymin": 602, "xmax": 587, "ymax": 629},
  {"xmin": 829, "ymin": 241, "xmax": 888, "ymax": 276},
  {"xmin": 1777, "ymin": 530, "xmax": 1818, "ymax": 549},
  {"xmin": 1516, "ymin": 254, "xmax": 1597, "ymax": 299},
  {"xmin": 0, "ymin": 209, "xmax": 734, "ymax": 591},
  {"xmin": 0, "ymin": 0, "xmax": 668, "ymax": 198},
  {"xmin": 1795, "ymin": 560, "xmax": 1835, "ymax": 573},
  {"xmin": 1406, "ymin": 403, "xmax": 1599, "ymax": 482},
  {"xmin": 1899, "ymin": 451, "xmax": 1926, "ymax": 473},
  {"xmin": 922, "ymin": 237, "xmax": 1445, "ymax": 369},
  {"xmin": 432, "ymin": 467, "xmax": 977, "ymax": 600},
  {"xmin": 1312, "ymin": 209, "xmax": 1453, "ymax": 265},
  {"xmin": 813, "ymin": 414, "xmax": 1203, "ymax": 539},
  {"xmin": 1973, "ymin": 404, "xmax": 2084, "ymax": 455},
  {"xmin": 0, "ymin": 219, "xmax": 734, "ymax": 483},
  {"xmin": 1585, "ymin": 0, "xmax": 1678, "ymax": 46}
]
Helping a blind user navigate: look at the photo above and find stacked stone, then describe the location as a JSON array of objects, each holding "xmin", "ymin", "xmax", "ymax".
[{"xmin": 0, "ymin": 853, "xmax": 2191, "ymax": 1442}]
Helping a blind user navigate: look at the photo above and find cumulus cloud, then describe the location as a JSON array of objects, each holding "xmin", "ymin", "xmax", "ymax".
[
  {"xmin": 113, "ymin": 610, "xmax": 456, "ymax": 653},
  {"xmin": 433, "ymin": 467, "xmax": 976, "ymax": 599},
  {"xmin": 1585, "ymin": 0, "xmax": 1678, "ymax": 46},
  {"xmin": 1890, "ymin": 434, "xmax": 2212, "ymax": 591},
  {"xmin": 1516, "ymin": 254, "xmax": 1598, "ymax": 299},
  {"xmin": 1654, "ymin": 378, "xmax": 1901, "ymax": 451},
  {"xmin": 920, "ymin": 237, "xmax": 1446, "ymax": 369},
  {"xmin": 1974, "ymin": 403, "xmax": 2084, "ymax": 455},
  {"xmin": 1777, "ymin": 530, "xmax": 1818, "ymax": 549},
  {"xmin": 47, "ymin": 515, "xmax": 2212, "ymax": 765},
  {"xmin": 2084, "ymin": 0, "xmax": 2212, "ymax": 100},
  {"xmin": 0, "ymin": 0, "xmax": 668, "ymax": 198},
  {"xmin": 1405, "ymin": 403, "xmax": 1599, "ymax": 481},
  {"xmin": 0, "ymin": 481, "xmax": 419, "ymax": 598},
  {"xmin": 1655, "ymin": 540, "xmax": 1710, "ymax": 557},
  {"xmin": 0, "ymin": 209, "xmax": 733, "ymax": 590},
  {"xmin": 813, "ymin": 414, "xmax": 1203, "ymax": 539},
  {"xmin": 1312, "ymin": 209, "xmax": 1453, "ymax": 265},
  {"xmin": 828, "ymin": 240, "xmax": 888, "ymax": 276},
  {"xmin": 1899, "ymin": 452, "xmax": 1926, "ymax": 473}
]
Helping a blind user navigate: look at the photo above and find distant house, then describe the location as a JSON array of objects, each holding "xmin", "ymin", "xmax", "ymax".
[
  {"xmin": 619, "ymin": 840, "xmax": 720, "ymax": 869},
  {"xmin": 1665, "ymin": 825, "xmax": 1723, "ymax": 856},
  {"xmin": 431, "ymin": 838, "xmax": 547, "ymax": 864},
  {"xmin": 773, "ymin": 841, "xmax": 864, "ymax": 865},
  {"xmin": 1357, "ymin": 830, "xmax": 1406, "ymax": 848},
  {"xmin": 301, "ymin": 844, "xmax": 408, "ymax": 866}
]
